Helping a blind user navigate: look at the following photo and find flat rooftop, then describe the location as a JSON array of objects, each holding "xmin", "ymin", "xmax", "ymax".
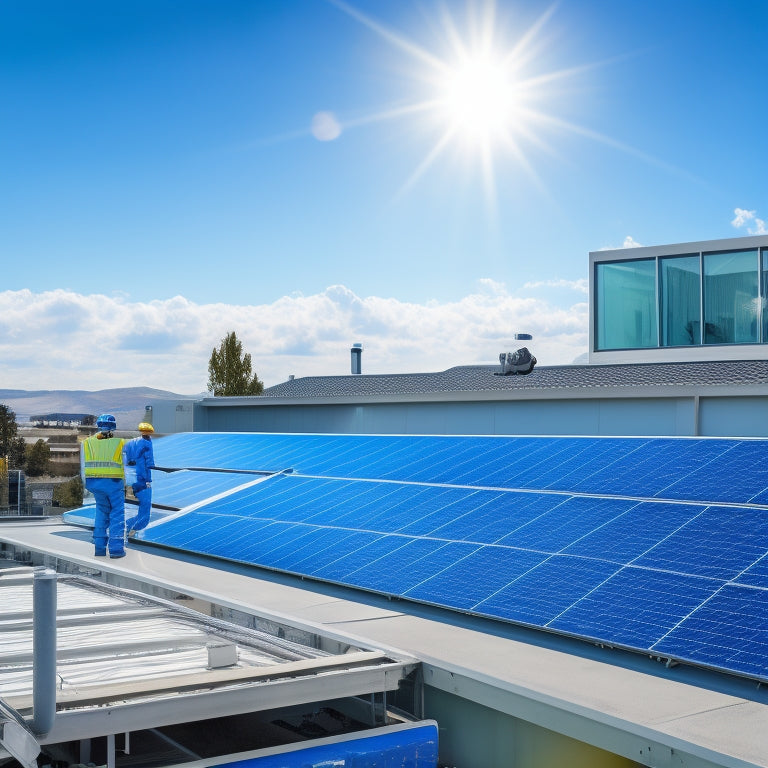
[{"xmin": 1, "ymin": 519, "xmax": 766, "ymax": 768}]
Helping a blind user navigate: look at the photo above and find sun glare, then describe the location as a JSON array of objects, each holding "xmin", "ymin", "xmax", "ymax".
[
  {"xmin": 329, "ymin": 0, "xmax": 586, "ymax": 203},
  {"xmin": 439, "ymin": 56, "xmax": 520, "ymax": 144}
]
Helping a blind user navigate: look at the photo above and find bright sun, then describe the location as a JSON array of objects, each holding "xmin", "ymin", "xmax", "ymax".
[
  {"xmin": 439, "ymin": 56, "xmax": 520, "ymax": 145},
  {"xmin": 329, "ymin": 1, "xmax": 580, "ymax": 202}
]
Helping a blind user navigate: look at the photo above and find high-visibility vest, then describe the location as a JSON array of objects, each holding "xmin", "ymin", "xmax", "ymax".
[{"xmin": 83, "ymin": 436, "xmax": 125, "ymax": 479}]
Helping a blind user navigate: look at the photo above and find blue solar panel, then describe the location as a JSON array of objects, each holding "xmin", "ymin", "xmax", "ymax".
[
  {"xmin": 632, "ymin": 506, "xmax": 768, "ymax": 581},
  {"xmin": 149, "ymin": 433, "xmax": 768, "ymax": 504},
  {"xmin": 150, "ymin": 469, "xmax": 263, "ymax": 509},
  {"xmin": 551, "ymin": 567, "xmax": 720, "ymax": 648},
  {"xmin": 736, "ymin": 556, "xmax": 768, "ymax": 589},
  {"xmin": 473, "ymin": 556, "xmax": 623, "ymax": 627},
  {"xmin": 64, "ymin": 432, "xmax": 768, "ymax": 682},
  {"xmin": 652, "ymin": 585, "xmax": 768, "ymax": 679}
]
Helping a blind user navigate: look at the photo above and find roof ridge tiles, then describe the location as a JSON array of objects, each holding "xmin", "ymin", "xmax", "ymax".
[{"xmin": 259, "ymin": 359, "xmax": 768, "ymax": 399}]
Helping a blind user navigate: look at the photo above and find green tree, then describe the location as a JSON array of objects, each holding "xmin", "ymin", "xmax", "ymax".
[
  {"xmin": 9, "ymin": 437, "xmax": 27, "ymax": 470},
  {"xmin": 53, "ymin": 476, "xmax": 84, "ymax": 508},
  {"xmin": 207, "ymin": 331, "xmax": 264, "ymax": 396},
  {"xmin": 25, "ymin": 439, "xmax": 51, "ymax": 477},
  {"xmin": 0, "ymin": 404, "xmax": 18, "ymax": 458}
]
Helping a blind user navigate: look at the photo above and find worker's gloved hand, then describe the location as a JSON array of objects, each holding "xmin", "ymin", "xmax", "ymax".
[{"xmin": 132, "ymin": 482, "xmax": 148, "ymax": 494}]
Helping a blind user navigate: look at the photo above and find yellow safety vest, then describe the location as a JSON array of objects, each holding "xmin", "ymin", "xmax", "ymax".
[{"xmin": 83, "ymin": 436, "xmax": 125, "ymax": 479}]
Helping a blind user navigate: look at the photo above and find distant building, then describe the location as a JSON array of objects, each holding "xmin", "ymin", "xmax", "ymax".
[{"xmin": 31, "ymin": 413, "xmax": 95, "ymax": 428}]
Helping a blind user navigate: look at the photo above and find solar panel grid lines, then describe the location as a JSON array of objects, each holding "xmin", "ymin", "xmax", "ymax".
[
  {"xmin": 550, "ymin": 566, "xmax": 721, "ymax": 649},
  {"xmin": 652, "ymin": 585, "xmax": 768, "ymax": 677},
  {"xmin": 333, "ymin": 435, "xmax": 440, "ymax": 480},
  {"xmin": 149, "ymin": 432, "xmax": 768, "ymax": 505},
  {"xmin": 498, "ymin": 438, "xmax": 612, "ymax": 493},
  {"xmin": 450, "ymin": 437, "xmax": 548, "ymax": 483},
  {"xmin": 566, "ymin": 438, "xmax": 734, "ymax": 501},
  {"xmin": 736, "ymin": 553, "xmax": 768, "ymax": 588},
  {"xmin": 63, "ymin": 432, "xmax": 768, "ymax": 682},
  {"xmin": 356, "ymin": 487, "xmax": 463, "ymax": 535},
  {"xmin": 357, "ymin": 436, "xmax": 448, "ymax": 481},
  {"xmin": 242, "ymin": 522, "xmax": 354, "ymax": 573},
  {"xmin": 648, "ymin": 577, "xmax": 735, "ymax": 653},
  {"xmin": 381, "ymin": 438, "xmax": 488, "ymax": 485},
  {"xmin": 473, "ymin": 555, "xmax": 624, "ymax": 628},
  {"xmin": 562, "ymin": 501, "xmax": 703, "ymax": 563},
  {"xmin": 533, "ymin": 438, "xmax": 649, "ymax": 493},
  {"xmin": 156, "ymin": 473, "xmax": 273, "ymax": 524},
  {"xmin": 632, "ymin": 505, "xmax": 768, "ymax": 582},
  {"xmin": 496, "ymin": 495, "xmax": 628, "ymax": 553},
  {"xmin": 431, "ymin": 436, "xmax": 571, "ymax": 490},
  {"xmin": 341, "ymin": 538, "xmax": 460, "ymax": 594},
  {"xmin": 297, "ymin": 434, "xmax": 386, "ymax": 476},
  {"xmin": 410, "ymin": 491, "xmax": 507, "ymax": 541},
  {"xmin": 402, "ymin": 545, "xmax": 547, "ymax": 612},
  {"xmin": 661, "ymin": 440, "xmax": 768, "ymax": 505},
  {"xmin": 149, "ymin": 469, "xmax": 266, "ymax": 510},
  {"xmin": 250, "ymin": 477, "xmax": 350, "ymax": 523},
  {"xmin": 643, "ymin": 439, "xmax": 734, "ymax": 500}
]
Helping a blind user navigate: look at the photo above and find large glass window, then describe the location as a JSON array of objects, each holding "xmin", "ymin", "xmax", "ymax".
[
  {"xmin": 703, "ymin": 250, "xmax": 759, "ymax": 344},
  {"xmin": 660, "ymin": 255, "xmax": 701, "ymax": 346},
  {"xmin": 596, "ymin": 259, "xmax": 657, "ymax": 350},
  {"xmin": 762, "ymin": 250, "xmax": 768, "ymax": 343}
]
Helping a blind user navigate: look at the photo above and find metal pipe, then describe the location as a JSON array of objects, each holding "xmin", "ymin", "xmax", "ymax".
[
  {"xmin": 351, "ymin": 343, "xmax": 363, "ymax": 375},
  {"xmin": 30, "ymin": 567, "xmax": 57, "ymax": 736},
  {"xmin": 107, "ymin": 733, "xmax": 115, "ymax": 768}
]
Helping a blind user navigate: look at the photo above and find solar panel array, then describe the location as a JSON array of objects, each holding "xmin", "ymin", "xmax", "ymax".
[{"xmin": 65, "ymin": 433, "xmax": 768, "ymax": 682}]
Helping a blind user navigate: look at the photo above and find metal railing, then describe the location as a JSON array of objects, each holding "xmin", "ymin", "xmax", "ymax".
[{"xmin": 0, "ymin": 503, "xmax": 50, "ymax": 519}]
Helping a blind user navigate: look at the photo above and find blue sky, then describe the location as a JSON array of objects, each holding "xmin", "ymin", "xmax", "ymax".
[{"xmin": 2, "ymin": 0, "xmax": 766, "ymax": 393}]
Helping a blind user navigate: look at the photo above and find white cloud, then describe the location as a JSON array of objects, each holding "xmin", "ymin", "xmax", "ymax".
[
  {"xmin": 523, "ymin": 278, "xmax": 589, "ymax": 294},
  {"xmin": 0, "ymin": 284, "xmax": 588, "ymax": 393},
  {"xmin": 732, "ymin": 207, "xmax": 767, "ymax": 235},
  {"xmin": 596, "ymin": 236, "xmax": 644, "ymax": 251}
]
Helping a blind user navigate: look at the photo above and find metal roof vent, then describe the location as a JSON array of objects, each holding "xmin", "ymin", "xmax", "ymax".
[
  {"xmin": 497, "ymin": 333, "xmax": 536, "ymax": 376},
  {"xmin": 207, "ymin": 642, "xmax": 238, "ymax": 669},
  {"xmin": 351, "ymin": 343, "xmax": 363, "ymax": 375}
]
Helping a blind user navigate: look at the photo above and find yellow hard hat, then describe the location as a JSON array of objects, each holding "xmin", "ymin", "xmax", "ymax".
[{"xmin": 137, "ymin": 422, "xmax": 154, "ymax": 433}]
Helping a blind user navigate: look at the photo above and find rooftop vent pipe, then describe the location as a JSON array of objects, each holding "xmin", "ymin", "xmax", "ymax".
[
  {"xmin": 30, "ymin": 567, "xmax": 57, "ymax": 737},
  {"xmin": 351, "ymin": 343, "xmax": 363, "ymax": 375}
]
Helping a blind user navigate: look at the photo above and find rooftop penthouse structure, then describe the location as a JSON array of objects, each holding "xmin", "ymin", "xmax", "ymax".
[{"xmin": 590, "ymin": 234, "xmax": 768, "ymax": 365}]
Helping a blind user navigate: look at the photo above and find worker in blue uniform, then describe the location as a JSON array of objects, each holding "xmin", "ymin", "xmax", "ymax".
[
  {"xmin": 124, "ymin": 422, "xmax": 155, "ymax": 538},
  {"xmin": 81, "ymin": 414, "xmax": 126, "ymax": 558}
]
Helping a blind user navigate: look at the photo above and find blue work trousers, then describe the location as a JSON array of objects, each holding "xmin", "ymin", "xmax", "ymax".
[
  {"xmin": 87, "ymin": 477, "xmax": 126, "ymax": 555},
  {"xmin": 126, "ymin": 485, "xmax": 152, "ymax": 532}
]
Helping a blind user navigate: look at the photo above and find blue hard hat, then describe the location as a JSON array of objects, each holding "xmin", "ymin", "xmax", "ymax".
[{"xmin": 96, "ymin": 413, "xmax": 117, "ymax": 431}]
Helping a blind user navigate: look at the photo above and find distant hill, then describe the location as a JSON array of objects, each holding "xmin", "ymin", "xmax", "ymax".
[{"xmin": 0, "ymin": 387, "xmax": 202, "ymax": 428}]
